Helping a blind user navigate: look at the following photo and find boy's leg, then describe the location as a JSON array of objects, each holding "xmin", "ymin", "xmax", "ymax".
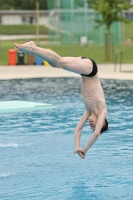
[{"xmin": 14, "ymin": 41, "xmax": 93, "ymax": 75}]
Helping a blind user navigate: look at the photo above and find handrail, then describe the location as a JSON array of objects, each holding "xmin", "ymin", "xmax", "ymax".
[{"xmin": 114, "ymin": 50, "xmax": 123, "ymax": 72}]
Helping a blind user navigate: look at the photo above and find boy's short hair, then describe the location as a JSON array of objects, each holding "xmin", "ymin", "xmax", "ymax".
[{"xmin": 100, "ymin": 118, "xmax": 109, "ymax": 134}]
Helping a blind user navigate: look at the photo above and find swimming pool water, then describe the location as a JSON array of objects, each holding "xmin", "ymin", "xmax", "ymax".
[{"xmin": 0, "ymin": 78, "xmax": 133, "ymax": 200}]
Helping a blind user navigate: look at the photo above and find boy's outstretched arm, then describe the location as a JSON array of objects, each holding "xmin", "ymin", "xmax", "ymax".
[
  {"xmin": 83, "ymin": 110, "xmax": 107, "ymax": 154},
  {"xmin": 74, "ymin": 111, "xmax": 90, "ymax": 158}
]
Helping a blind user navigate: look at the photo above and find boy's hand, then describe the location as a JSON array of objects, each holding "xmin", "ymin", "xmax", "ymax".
[
  {"xmin": 74, "ymin": 147, "xmax": 80, "ymax": 154},
  {"xmin": 74, "ymin": 147, "xmax": 85, "ymax": 159}
]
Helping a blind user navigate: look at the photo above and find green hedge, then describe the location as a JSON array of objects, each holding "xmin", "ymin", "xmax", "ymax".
[{"xmin": 0, "ymin": 25, "xmax": 48, "ymax": 35}]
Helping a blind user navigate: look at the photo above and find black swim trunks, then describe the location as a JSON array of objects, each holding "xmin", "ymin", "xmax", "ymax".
[{"xmin": 81, "ymin": 56, "xmax": 98, "ymax": 77}]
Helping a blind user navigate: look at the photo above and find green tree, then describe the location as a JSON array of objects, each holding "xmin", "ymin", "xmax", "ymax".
[
  {"xmin": 87, "ymin": 0, "xmax": 132, "ymax": 60},
  {"xmin": 0, "ymin": 0, "xmax": 15, "ymax": 9},
  {"xmin": 0, "ymin": 0, "xmax": 47, "ymax": 10}
]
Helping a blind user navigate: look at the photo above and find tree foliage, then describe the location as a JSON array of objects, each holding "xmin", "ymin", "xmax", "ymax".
[
  {"xmin": 87, "ymin": 0, "xmax": 133, "ymax": 31},
  {"xmin": 87, "ymin": 0, "xmax": 133, "ymax": 60},
  {"xmin": 0, "ymin": 0, "xmax": 47, "ymax": 10}
]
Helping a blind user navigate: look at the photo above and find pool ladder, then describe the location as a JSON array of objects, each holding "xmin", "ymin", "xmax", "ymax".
[{"xmin": 114, "ymin": 50, "xmax": 123, "ymax": 72}]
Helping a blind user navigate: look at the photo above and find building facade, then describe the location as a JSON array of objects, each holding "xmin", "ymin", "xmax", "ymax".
[{"xmin": 0, "ymin": 10, "xmax": 49, "ymax": 25}]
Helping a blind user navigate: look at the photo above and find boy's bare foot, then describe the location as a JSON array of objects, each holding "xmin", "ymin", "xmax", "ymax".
[
  {"xmin": 77, "ymin": 150, "xmax": 85, "ymax": 159},
  {"xmin": 14, "ymin": 41, "xmax": 36, "ymax": 54}
]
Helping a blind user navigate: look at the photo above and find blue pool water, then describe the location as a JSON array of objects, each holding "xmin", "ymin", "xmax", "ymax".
[{"xmin": 0, "ymin": 78, "xmax": 133, "ymax": 200}]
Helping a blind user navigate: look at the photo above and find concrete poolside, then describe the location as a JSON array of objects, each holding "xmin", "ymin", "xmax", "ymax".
[{"xmin": 0, "ymin": 63, "xmax": 133, "ymax": 80}]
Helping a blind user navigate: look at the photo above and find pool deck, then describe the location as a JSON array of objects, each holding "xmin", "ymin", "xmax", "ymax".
[{"xmin": 0, "ymin": 63, "xmax": 133, "ymax": 80}]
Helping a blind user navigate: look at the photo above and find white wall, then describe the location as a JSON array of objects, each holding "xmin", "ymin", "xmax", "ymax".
[
  {"xmin": 1, "ymin": 14, "xmax": 48, "ymax": 25},
  {"xmin": 2, "ymin": 15, "xmax": 21, "ymax": 24},
  {"xmin": 39, "ymin": 16, "xmax": 48, "ymax": 25}
]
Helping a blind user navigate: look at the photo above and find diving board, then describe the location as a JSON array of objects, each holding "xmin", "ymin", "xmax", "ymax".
[{"xmin": 0, "ymin": 101, "xmax": 56, "ymax": 114}]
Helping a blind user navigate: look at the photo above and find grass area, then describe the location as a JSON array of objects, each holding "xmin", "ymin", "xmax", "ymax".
[
  {"xmin": 124, "ymin": 22, "xmax": 133, "ymax": 41},
  {"xmin": 1, "ymin": 39, "xmax": 133, "ymax": 65},
  {"xmin": 0, "ymin": 25, "xmax": 48, "ymax": 35},
  {"xmin": 0, "ymin": 22, "xmax": 132, "ymax": 39},
  {"xmin": 0, "ymin": 23, "xmax": 133, "ymax": 65}
]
